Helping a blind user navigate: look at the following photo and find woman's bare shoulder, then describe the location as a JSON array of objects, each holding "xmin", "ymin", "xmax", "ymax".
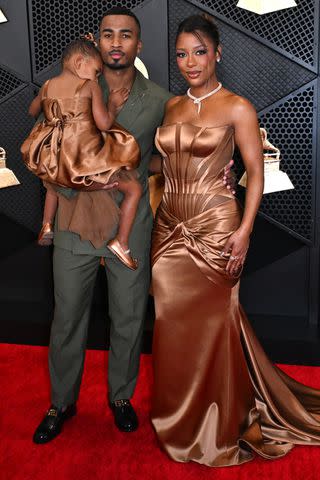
[
  {"xmin": 223, "ymin": 90, "xmax": 256, "ymax": 114},
  {"xmin": 165, "ymin": 95, "xmax": 185, "ymax": 111}
]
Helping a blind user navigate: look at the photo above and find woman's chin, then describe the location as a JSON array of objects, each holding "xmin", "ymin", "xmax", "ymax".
[
  {"xmin": 185, "ymin": 77, "xmax": 202, "ymax": 88},
  {"xmin": 183, "ymin": 75, "xmax": 209, "ymax": 89}
]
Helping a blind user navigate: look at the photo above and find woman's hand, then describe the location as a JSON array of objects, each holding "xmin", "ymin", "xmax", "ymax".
[
  {"xmin": 223, "ymin": 159, "xmax": 236, "ymax": 195},
  {"xmin": 221, "ymin": 228, "xmax": 250, "ymax": 276}
]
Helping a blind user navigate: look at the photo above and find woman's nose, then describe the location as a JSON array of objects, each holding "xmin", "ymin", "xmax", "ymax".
[{"xmin": 186, "ymin": 54, "xmax": 196, "ymax": 68}]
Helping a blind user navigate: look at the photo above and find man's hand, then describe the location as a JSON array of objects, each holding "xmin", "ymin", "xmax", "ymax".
[{"xmin": 223, "ymin": 159, "xmax": 236, "ymax": 195}]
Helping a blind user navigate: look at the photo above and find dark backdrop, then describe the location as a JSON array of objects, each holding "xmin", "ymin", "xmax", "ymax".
[{"xmin": 0, "ymin": 0, "xmax": 319, "ymax": 363}]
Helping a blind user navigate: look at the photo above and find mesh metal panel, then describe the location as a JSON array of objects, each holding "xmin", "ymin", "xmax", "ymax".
[
  {"xmin": 191, "ymin": 0, "xmax": 317, "ymax": 67},
  {"xmin": 168, "ymin": 0, "xmax": 316, "ymax": 110},
  {"xmin": 258, "ymin": 86, "xmax": 315, "ymax": 241},
  {"xmin": 0, "ymin": 86, "xmax": 44, "ymax": 233},
  {"xmin": 0, "ymin": 65, "xmax": 25, "ymax": 102},
  {"xmin": 30, "ymin": 0, "xmax": 146, "ymax": 75}
]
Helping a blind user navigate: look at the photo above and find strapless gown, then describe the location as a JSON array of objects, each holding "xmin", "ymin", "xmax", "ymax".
[{"xmin": 151, "ymin": 122, "xmax": 320, "ymax": 467}]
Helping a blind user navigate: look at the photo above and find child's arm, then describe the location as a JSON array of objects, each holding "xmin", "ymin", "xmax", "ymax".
[
  {"xmin": 28, "ymin": 86, "xmax": 44, "ymax": 118},
  {"xmin": 90, "ymin": 81, "xmax": 129, "ymax": 131}
]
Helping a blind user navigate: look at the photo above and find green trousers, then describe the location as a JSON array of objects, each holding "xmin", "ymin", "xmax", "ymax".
[{"xmin": 49, "ymin": 246, "xmax": 150, "ymax": 407}]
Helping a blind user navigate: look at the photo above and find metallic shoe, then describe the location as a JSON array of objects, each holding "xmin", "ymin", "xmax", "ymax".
[
  {"xmin": 33, "ymin": 404, "xmax": 77, "ymax": 444},
  {"xmin": 110, "ymin": 399, "xmax": 138, "ymax": 432},
  {"xmin": 107, "ymin": 238, "xmax": 138, "ymax": 270},
  {"xmin": 38, "ymin": 223, "xmax": 54, "ymax": 246}
]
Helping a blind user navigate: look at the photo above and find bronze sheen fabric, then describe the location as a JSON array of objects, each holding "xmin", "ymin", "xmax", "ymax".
[
  {"xmin": 21, "ymin": 79, "xmax": 140, "ymax": 247},
  {"xmin": 151, "ymin": 123, "xmax": 320, "ymax": 467}
]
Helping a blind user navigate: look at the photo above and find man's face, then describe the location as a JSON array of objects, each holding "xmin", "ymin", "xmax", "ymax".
[{"xmin": 99, "ymin": 15, "xmax": 142, "ymax": 70}]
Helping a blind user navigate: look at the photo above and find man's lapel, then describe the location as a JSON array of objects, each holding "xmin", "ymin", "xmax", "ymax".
[{"xmin": 100, "ymin": 69, "xmax": 148, "ymax": 132}]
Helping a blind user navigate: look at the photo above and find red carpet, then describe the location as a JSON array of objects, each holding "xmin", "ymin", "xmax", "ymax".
[{"xmin": 1, "ymin": 344, "xmax": 320, "ymax": 480}]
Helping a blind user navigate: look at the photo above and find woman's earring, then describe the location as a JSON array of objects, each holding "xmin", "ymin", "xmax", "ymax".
[{"xmin": 217, "ymin": 57, "xmax": 221, "ymax": 63}]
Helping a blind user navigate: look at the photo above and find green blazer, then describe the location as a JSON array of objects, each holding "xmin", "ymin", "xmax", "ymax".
[{"xmin": 53, "ymin": 70, "xmax": 172, "ymax": 256}]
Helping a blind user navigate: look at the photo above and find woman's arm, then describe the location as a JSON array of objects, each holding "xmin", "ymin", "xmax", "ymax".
[{"xmin": 223, "ymin": 97, "xmax": 263, "ymax": 276}]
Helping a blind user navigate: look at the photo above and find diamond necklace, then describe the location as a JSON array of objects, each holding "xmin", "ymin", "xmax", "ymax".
[{"xmin": 186, "ymin": 82, "xmax": 222, "ymax": 114}]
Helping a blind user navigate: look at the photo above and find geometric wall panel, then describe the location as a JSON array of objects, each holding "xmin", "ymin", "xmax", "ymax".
[
  {"xmin": 0, "ymin": 0, "xmax": 32, "ymax": 81},
  {"xmin": 29, "ymin": 0, "xmax": 146, "ymax": 75},
  {"xmin": 0, "ymin": 86, "xmax": 44, "ymax": 233},
  {"xmin": 191, "ymin": 0, "xmax": 318, "ymax": 68},
  {"xmin": 258, "ymin": 84, "xmax": 315, "ymax": 242},
  {"xmin": 0, "ymin": 65, "xmax": 25, "ymax": 102},
  {"xmin": 0, "ymin": 0, "xmax": 318, "ymax": 338},
  {"xmin": 168, "ymin": 0, "xmax": 316, "ymax": 110},
  {"xmin": 241, "ymin": 247, "xmax": 309, "ymax": 317},
  {"xmin": 32, "ymin": 0, "xmax": 170, "ymax": 91}
]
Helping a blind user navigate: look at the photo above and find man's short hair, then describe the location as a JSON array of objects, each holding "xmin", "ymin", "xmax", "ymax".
[{"xmin": 100, "ymin": 7, "xmax": 141, "ymax": 38}]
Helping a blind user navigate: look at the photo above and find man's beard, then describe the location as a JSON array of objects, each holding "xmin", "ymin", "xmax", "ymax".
[
  {"xmin": 105, "ymin": 61, "xmax": 131, "ymax": 70},
  {"xmin": 104, "ymin": 55, "xmax": 132, "ymax": 70}
]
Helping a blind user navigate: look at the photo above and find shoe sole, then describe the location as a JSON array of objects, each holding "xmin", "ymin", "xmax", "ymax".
[{"xmin": 115, "ymin": 423, "xmax": 139, "ymax": 432}]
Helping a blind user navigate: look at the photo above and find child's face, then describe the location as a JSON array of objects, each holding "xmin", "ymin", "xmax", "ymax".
[{"xmin": 76, "ymin": 55, "xmax": 103, "ymax": 81}]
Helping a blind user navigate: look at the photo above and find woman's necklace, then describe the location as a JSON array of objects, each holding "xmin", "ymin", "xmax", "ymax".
[{"xmin": 187, "ymin": 82, "xmax": 222, "ymax": 114}]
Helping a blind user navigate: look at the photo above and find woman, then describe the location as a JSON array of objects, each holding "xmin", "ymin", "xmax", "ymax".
[{"xmin": 151, "ymin": 14, "xmax": 320, "ymax": 467}]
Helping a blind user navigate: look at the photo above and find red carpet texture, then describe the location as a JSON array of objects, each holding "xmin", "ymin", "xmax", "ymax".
[{"xmin": 1, "ymin": 344, "xmax": 320, "ymax": 480}]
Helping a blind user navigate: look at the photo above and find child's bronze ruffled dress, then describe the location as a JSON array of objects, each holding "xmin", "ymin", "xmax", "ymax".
[{"xmin": 21, "ymin": 79, "xmax": 140, "ymax": 247}]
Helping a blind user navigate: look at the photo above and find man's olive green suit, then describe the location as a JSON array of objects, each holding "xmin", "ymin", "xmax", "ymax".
[{"xmin": 50, "ymin": 70, "xmax": 171, "ymax": 406}]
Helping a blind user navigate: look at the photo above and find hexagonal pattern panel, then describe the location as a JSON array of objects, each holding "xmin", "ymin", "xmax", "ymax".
[
  {"xmin": 0, "ymin": 86, "xmax": 44, "ymax": 233},
  {"xmin": 29, "ymin": 0, "xmax": 146, "ymax": 75},
  {"xmin": 0, "ymin": 65, "xmax": 25, "ymax": 102},
  {"xmin": 258, "ymin": 86, "xmax": 315, "ymax": 241},
  {"xmin": 191, "ymin": 0, "xmax": 317, "ymax": 67},
  {"xmin": 168, "ymin": 0, "xmax": 316, "ymax": 110}
]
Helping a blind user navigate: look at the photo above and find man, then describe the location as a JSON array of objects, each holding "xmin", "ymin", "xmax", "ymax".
[
  {"xmin": 33, "ymin": 7, "xmax": 171, "ymax": 444},
  {"xmin": 33, "ymin": 7, "xmax": 233, "ymax": 443}
]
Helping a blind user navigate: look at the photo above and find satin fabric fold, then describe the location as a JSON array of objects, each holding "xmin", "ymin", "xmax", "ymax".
[
  {"xmin": 21, "ymin": 97, "xmax": 140, "ymax": 188},
  {"xmin": 21, "ymin": 87, "xmax": 140, "ymax": 248},
  {"xmin": 151, "ymin": 122, "xmax": 320, "ymax": 467}
]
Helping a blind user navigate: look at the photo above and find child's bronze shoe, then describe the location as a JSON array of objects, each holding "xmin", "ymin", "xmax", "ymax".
[
  {"xmin": 107, "ymin": 238, "xmax": 138, "ymax": 270},
  {"xmin": 38, "ymin": 223, "xmax": 54, "ymax": 246}
]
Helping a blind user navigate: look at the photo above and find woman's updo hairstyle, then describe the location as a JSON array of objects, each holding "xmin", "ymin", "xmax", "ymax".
[{"xmin": 176, "ymin": 14, "xmax": 220, "ymax": 51}]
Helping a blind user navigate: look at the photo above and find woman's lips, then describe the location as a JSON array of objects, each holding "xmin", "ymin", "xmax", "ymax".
[{"xmin": 186, "ymin": 71, "xmax": 201, "ymax": 79}]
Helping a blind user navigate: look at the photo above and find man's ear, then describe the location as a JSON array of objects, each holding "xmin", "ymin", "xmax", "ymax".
[{"xmin": 137, "ymin": 40, "xmax": 142, "ymax": 56}]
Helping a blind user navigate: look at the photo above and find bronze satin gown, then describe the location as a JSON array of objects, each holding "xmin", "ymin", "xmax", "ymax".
[
  {"xmin": 21, "ymin": 79, "xmax": 140, "ymax": 247},
  {"xmin": 151, "ymin": 122, "xmax": 320, "ymax": 467}
]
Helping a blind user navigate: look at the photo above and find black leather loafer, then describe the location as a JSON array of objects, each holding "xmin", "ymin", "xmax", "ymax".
[
  {"xmin": 33, "ymin": 404, "xmax": 77, "ymax": 444},
  {"xmin": 110, "ymin": 399, "xmax": 138, "ymax": 432}
]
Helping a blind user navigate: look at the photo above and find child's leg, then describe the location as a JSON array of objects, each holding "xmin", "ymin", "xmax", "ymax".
[
  {"xmin": 38, "ymin": 189, "xmax": 58, "ymax": 246},
  {"xmin": 43, "ymin": 189, "xmax": 58, "ymax": 225},
  {"xmin": 115, "ymin": 177, "xmax": 142, "ymax": 250},
  {"xmin": 107, "ymin": 176, "xmax": 142, "ymax": 270}
]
